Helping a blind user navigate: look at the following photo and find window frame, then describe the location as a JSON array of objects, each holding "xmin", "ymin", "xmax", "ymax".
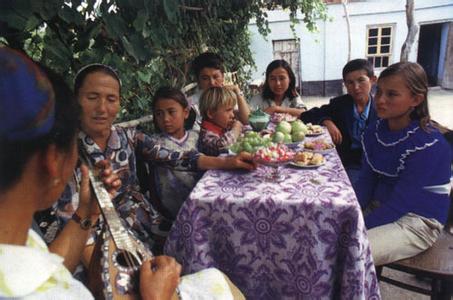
[{"xmin": 366, "ymin": 23, "xmax": 395, "ymax": 69}]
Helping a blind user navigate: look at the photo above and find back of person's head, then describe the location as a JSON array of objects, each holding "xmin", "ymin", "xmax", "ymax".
[
  {"xmin": 0, "ymin": 47, "xmax": 79, "ymax": 191},
  {"xmin": 379, "ymin": 61, "xmax": 430, "ymax": 128},
  {"xmin": 262, "ymin": 59, "xmax": 298, "ymax": 100},
  {"xmin": 191, "ymin": 52, "xmax": 224, "ymax": 79},
  {"xmin": 199, "ymin": 86, "xmax": 237, "ymax": 120},
  {"xmin": 74, "ymin": 63, "xmax": 121, "ymax": 96},
  {"xmin": 342, "ymin": 59, "xmax": 374, "ymax": 80},
  {"xmin": 152, "ymin": 86, "xmax": 195, "ymax": 131}
]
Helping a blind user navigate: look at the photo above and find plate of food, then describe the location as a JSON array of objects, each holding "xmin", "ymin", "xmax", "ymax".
[
  {"xmin": 305, "ymin": 123, "xmax": 324, "ymax": 136},
  {"xmin": 303, "ymin": 139, "xmax": 335, "ymax": 153},
  {"xmin": 290, "ymin": 151, "xmax": 325, "ymax": 168}
]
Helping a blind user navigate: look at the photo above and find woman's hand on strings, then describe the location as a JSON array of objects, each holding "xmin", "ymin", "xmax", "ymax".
[
  {"xmin": 77, "ymin": 160, "xmax": 121, "ymax": 220},
  {"xmin": 140, "ymin": 256, "xmax": 181, "ymax": 300},
  {"xmin": 95, "ymin": 159, "xmax": 121, "ymax": 198}
]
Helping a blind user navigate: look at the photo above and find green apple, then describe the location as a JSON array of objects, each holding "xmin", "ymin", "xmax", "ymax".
[
  {"xmin": 276, "ymin": 121, "xmax": 292, "ymax": 134},
  {"xmin": 272, "ymin": 131, "xmax": 285, "ymax": 143},
  {"xmin": 292, "ymin": 131, "xmax": 305, "ymax": 142},
  {"xmin": 291, "ymin": 120, "xmax": 308, "ymax": 134},
  {"xmin": 283, "ymin": 133, "xmax": 292, "ymax": 143}
]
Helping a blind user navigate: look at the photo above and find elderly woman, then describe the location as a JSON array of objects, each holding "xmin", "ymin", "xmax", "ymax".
[
  {"xmin": 34, "ymin": 63, "xmax": 255, "ymax": 292},
  {"xmin": 0, "ymin": 47, "xmax": 180, "ymax": 300}
]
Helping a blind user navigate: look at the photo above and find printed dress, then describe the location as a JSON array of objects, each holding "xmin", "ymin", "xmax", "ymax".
[
  {"xmin": 35, "ymin": 125, "xmax": 199, "ymax": 250},
  {"xmin": 199, "ymin": 120, "xmax": 238, "ymax": 156},
  {"xmin": 150, "ymin": 130, "xmax": 201, "ymax": 219}
]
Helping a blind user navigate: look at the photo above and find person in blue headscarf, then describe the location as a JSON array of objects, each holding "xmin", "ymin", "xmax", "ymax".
[{"xmin": 0, "ymin": 47, "xmax": 181, "ymax": 299}]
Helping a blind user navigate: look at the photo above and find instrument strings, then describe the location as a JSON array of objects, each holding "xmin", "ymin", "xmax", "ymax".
[{"xmin": 80, "ymin": 150, "xmax": 142, "ymax": 270}]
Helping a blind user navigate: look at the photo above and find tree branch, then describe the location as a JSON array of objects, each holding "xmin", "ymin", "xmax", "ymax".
[
  {"xmin": 179, "ymin": 5, "xmax": 203, "ymax": 11},
  {"xmin": 342, "ymin": 0, "xmax": 351, "ymax": 61}
]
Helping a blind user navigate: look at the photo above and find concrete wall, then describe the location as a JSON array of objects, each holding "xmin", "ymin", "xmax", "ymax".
[{"xmin": 248, "ymin": 0, "xmax": 453, "ymax": 95}]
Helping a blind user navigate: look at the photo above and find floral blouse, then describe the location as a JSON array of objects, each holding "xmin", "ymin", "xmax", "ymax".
[
  {"xmin": 35, "ymin": 125, "xmax": 200, "ymax": 249},
  {"xmin": 199, "ymin": 120, "xmax": 238, "ymax": 156}
]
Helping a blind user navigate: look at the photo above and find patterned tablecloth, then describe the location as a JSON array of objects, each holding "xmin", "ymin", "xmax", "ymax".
[{"xmin": 164, "ymin": 134, "xmax": 381, "ymax": 299}]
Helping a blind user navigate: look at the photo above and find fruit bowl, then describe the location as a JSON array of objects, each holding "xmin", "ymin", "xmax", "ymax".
[
  {"xmin": 254, "ymin": 158, "xmax": 292, "ymax": 167},
  {"xmin": 253, "ymin": 144, "xmax": 294, "ymax": 182},
  {"xmin": 253, "ymin": 144, "xmax": 295, "ymax": 165}
]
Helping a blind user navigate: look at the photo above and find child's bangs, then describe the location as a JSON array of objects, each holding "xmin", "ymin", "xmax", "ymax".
[{"xmin": 221, "ymin": 89, "xmax": 237, "ymax": 107}]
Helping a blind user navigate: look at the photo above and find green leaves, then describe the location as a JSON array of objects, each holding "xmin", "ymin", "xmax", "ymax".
[
  {"xmin": 121, "ymin": 34, "xmax": 148, "ymax": 63},
  {"xmin": 133, "ymin": 10, "xmax": 148, "ymax": 32},
  {"xmin": 104, "ymin": 13, "xmax": 127, "ymax": 38},
  {"xmin": 0, "ymin": 0, "xmax": 326, "ymax": 122},
  {"xmin": 58, "ymin": 4, "xmax": 84, "ymax": 26},
  {"xmin": 163, "ymin": 0, "xmax": 180, "ymax": 24}
]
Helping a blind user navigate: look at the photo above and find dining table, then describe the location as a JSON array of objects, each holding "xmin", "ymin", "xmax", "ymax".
[{"xmin": 164, "ymin": 130, "xmax": 381, "ymax": 299}]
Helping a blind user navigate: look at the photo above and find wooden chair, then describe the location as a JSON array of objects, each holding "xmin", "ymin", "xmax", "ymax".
[{"xmin": 377, "ymin": 191, "xmax": 453, "ymax": 299}]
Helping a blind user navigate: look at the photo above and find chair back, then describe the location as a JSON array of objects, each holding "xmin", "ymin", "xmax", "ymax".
[{"xmin": 446, "ymin": 190, "xmax": 453, "ymax": 233}]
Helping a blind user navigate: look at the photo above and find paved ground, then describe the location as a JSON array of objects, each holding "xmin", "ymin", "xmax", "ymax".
[{"xmin": 305, "ymin": 88, "xmax": 453, "ymax": 299}]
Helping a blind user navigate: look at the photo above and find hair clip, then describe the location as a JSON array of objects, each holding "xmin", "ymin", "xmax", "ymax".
[{"xmin": 74, "ymin": 63, "xmax": 122, "ymax": 87}]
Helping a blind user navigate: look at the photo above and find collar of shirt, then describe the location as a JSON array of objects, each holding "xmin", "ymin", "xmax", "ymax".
[
  {"xmin": 265, "ymin": 96, "xmax": 290, "ymax": 107},
  {"xmin": 0, "ymin": 229, "xmax": 70, "ymax": 297},
  {"xmin": 166, "ymin": 131, "xmax": 189, "ymax": 145},
  {"xmin": 353, "ymin": 97, "xmax": 371, "ymax": 121},
  {"xmin": 362, "ymin": 119, "xmax": 439, "ymax": 177},
  {"xmin": 79, "ymin": 125, "xmax": 121, "ymax": 155},
  {"xmin": 188, "ymin": 87, "xmax": 203, "ymax": 107},
  {"xmin": 201, "ymin": 120, "xmax": 224, "ymax": 136}
]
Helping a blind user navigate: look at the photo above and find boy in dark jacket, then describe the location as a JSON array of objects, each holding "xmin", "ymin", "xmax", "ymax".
[{"xmin": 300, "ymin": 59, "xmax": 377, "ymax": 184}]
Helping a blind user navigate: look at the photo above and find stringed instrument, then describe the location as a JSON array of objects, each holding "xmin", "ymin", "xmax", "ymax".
[{"xmin": 81, "ymin": 154, "xmax": 179, "ymax": 299}]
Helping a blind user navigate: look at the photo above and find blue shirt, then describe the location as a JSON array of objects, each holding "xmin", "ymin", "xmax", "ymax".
[{"xmin": 351, "ymin": 99, "xmax": 371, "ymax": 149}]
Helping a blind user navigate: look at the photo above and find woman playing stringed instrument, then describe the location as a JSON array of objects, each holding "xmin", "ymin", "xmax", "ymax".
[
  {"xmin": 0, "ymin": 47, "xmax": 180, "ymax": 300},
  {"xmin": 35, "ymin": 63, "xmax": 250, "ymax": 298}
]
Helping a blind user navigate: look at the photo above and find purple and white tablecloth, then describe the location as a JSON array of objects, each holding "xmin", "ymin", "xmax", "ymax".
[{"xmin": 164, "ymin": 136, "xmax": 380, "ymax": 299}]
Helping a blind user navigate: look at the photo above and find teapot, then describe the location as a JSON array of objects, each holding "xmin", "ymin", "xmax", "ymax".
[{"xmin": 248, "ymin": 109, "xmax": 270, "ymax": 132}]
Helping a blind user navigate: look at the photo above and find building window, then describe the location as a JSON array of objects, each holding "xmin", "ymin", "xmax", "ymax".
[
  {"xmin": 273, "ymin": 39, "xmax": 301, "ymax": 89},
  {"xmin": 366, "ymin": 25, "xmax": 393, "ymax": 69}
]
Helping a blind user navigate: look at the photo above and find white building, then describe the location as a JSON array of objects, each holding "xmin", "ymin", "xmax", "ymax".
[{"xmin": 248, "ymin": 0, "xmax": 453, "ymax": 96}]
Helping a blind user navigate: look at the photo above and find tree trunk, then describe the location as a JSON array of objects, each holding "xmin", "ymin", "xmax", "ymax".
[
  {"xmin": 342, "ymin": 0, "xmax": 351, "ymax": 61},
  {"xmin": 400, "ymin": 0, "xmax": 418, "ymax": 62}
]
